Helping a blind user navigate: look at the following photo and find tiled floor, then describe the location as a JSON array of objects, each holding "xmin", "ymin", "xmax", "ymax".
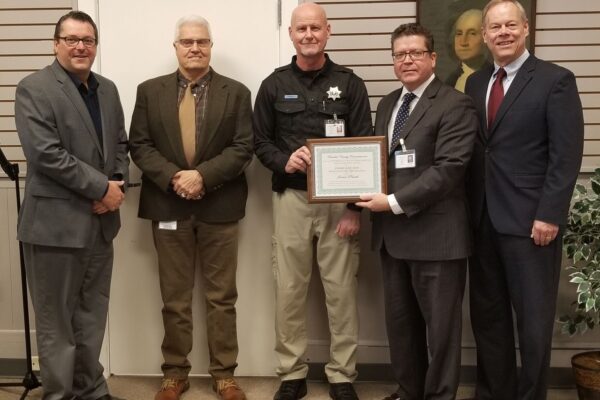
[{"xmin": 0, "ymin": 376, "xmax": 579, "ymax": 399}]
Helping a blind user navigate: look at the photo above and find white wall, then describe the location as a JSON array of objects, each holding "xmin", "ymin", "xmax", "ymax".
[
  {"xmin": 87, "ymin": 0, "xmax": 281, "ymax": 376},
  {"xmin": 78, "ymin": 0, "xmax": 385, "ymax": 377}
]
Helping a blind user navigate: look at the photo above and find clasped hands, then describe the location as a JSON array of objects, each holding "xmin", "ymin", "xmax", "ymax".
[
  {"xmin": 93, "ymin": 180, "xmax": 125, "ymax": 214},
  {"xmin": 172, "ymin": 169, "xmax": 205, "ymax": 200}
]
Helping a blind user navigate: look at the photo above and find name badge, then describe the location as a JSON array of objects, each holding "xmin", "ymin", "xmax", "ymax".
[
  {"xmin": 324, "ymin": 119, "xmax": 345, "ymax": 137},
  {"xmin": 394, "ymin": 149, "xmax": 416, "ymax": 169},
  {"xmin": 158, "ymin": 221, "xmax": 177, "ymax": 230}
]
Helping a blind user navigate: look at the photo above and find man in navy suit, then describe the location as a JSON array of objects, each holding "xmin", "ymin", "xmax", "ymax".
[{"xmin": 465, "ymin": 1, "xmax": 584, "ymax": 399}]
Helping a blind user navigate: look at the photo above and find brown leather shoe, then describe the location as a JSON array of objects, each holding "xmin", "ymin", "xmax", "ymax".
[
  {"xmin": 213, "ymin": 378, "xmax": 247, "ymax": 400},
  {"xmin": 155, "ymin": 378, "xmax": 190, "ymax": 400}
]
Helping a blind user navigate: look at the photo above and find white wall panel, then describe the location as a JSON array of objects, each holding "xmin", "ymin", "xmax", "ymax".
[
  {"xmin": 330, "ymin": 18, "xmax": 414, "ymax": 34},
  {"xmin": 537, "ymin": 13, "xmax": 600, "ymax": 29},
  {"xmin": 0, "ymin": 55, "xmax": 54, "ymax": 70},
  {"xmin": 0, "ymin": 132, "xmax": 20, "ymax": 146},
  {"xmin": 535, "ymin": 45, "xmax": 600, "ymax": 61},
  {"xmin": 0, "ymin": 40, "xmax": 54, "ymax": 55},
  {"xmin": 1, "ymin": 0, "xmax": 71, "ymax": 8},
  {"xmin": 0, "ymin": 9, "xmax": 68, "ymax": 24},
  {"xmin": 322, "ymin": 2, "xmax": 415, "ymax": 18},
  {"xmin": 536, "ymin": 30, "xmax": 600, "ymax": 45}
]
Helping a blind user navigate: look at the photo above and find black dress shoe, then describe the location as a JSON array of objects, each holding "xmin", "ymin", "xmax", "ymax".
[
  {"xmin": 381, "ymin": 393, "xmax": 403, "ymax": 400},
  {"xmin": 95, "ymin": 396, "xmax": 112, "ymax": 400},
  {"xmin": 273, "ymin": 378, "xmax": 307, "ymax": 400},
  {"xmin": 329, "ymin": 382, "xmax": 358, "ymax": 400}
]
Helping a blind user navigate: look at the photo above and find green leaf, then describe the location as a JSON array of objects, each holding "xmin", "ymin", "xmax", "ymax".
[
  {"xmin": 578, "ymin": 281, "xmax": 591, "ymax": 294},
  {"xmin": 582, "ymin": 245, "xmax": 592, "ymax": 260},
  {"xmin": 590, "ymin": 270, "xmax": 600, "ymax": 281},
  {"xmin": 586, "ymin": 297, "xmax": 596, "ymax": 312},
  {"xmin": 571, "ymin": 277, "xmax": 585, "ymax": 284},
  {"xmin": 592, "ymin": 178, "xmax": 600, "ymax": 195}
]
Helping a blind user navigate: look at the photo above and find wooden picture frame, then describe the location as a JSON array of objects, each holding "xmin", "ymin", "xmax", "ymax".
[{"xmin": 307, "ymin": 136, "xmax": 388, "ymax": 203}]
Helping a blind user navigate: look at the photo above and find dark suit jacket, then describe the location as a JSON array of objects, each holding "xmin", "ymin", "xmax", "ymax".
[
  {"xmin": 465, "ymin": 55, "xmax": 584, "ymax": 236},
  {"xmin": 372, "ymin": 77, "xmax": 478, "ymax": 260},
  {"xmin": 15, "ymin": 60, "xmax": 129, "ymax": 248},
  {"xmin": 129, "ymin": 69, "xmax": 253, "ymax": 223}
]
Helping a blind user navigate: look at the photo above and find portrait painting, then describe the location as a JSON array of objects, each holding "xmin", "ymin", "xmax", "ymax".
[{"xmin": 418, "ymin": 0, "xmax": 536, "ymax": 92}]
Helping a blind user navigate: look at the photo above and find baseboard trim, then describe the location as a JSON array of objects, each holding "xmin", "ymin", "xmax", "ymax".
[
  {"xmin": 0, "ymin": 358, "xmax": 576, "ymax": 388},
  {"xmin": 0, "ymin": 358, "xmax": 28, "ymax": 377},
  {"xmin": 306, "ymin": 363, "xmax": 576, "ymax": 388}
]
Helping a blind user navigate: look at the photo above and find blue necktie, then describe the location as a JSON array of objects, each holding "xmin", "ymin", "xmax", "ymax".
[{"xmin": 391, "ymin": 92, "xmax": 416, "ymax": 151}]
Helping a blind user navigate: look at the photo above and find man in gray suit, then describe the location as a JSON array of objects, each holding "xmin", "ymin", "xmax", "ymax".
[
  {"xmin": 14, "ymin": 11, "xmax": 129, "ymax": 400},
  {"xmin": 357, "ymin": 23, "xmax": 477, "ymax": 400}
]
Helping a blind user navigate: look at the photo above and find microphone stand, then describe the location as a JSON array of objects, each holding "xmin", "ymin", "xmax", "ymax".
[{"xmin": 0, "ymin": 147, "xmax": 41, "ymax": 399}]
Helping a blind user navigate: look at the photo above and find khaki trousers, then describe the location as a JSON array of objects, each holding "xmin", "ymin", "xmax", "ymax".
[
  {"xmin": 152, "ymin": 217, "xmax": 240, "ymax": 380},
  {"xmin": 272, "ymin": 189, "xmax": 360, "ymax": 383}
]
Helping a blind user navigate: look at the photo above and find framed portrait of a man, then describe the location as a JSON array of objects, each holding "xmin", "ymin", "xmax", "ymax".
[{"xmin": 418, "ymin": 0, "xmax": 536, "ymax": 92}]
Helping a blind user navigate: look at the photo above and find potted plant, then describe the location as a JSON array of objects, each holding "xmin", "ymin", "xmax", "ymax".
[{"xmin": 558, "ymin": 167, "xmax": 600, "ymax": 399}]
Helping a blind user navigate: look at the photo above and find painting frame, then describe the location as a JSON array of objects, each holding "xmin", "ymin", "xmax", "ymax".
[{"xmin": 417, "ymin": 0, "xmax": 536, "ymax": 91}]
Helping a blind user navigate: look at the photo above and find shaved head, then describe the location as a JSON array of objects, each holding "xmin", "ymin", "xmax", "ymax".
[{"xmin": 291, "ymin": 2, "xmax": 328, "ymax": 27}]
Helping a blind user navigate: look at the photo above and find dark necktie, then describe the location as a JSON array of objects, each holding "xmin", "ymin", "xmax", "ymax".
[
  {"xmin": 391, "ymin": 92, "xmax": 417, "ymax": 151},
  {"xmin": 487, "ymin": 67, "xmax": 506, "ymax": 129}
]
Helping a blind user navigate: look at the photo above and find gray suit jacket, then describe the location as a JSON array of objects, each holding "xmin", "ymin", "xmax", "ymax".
[
  {"xmin": 129, "ymin": 69, "xmax": 253, "ymax": 223},
  {"xmin": 15, "ymin": 60, "xmax": 129, "ymax": 248},
  {"xmin": 371, "ymin": 77, "xmax": 477, "ymax": 260}
]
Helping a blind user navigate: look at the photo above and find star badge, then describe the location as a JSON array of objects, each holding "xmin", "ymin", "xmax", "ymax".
[{"xmin": 327, "ymin": 86, "xmax": 342, "ymax": 101}]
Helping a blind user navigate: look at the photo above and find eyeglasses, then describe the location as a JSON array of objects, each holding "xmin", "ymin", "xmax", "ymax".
[
  {"xmin": 176, "ymin": 38, "xmax": 212, "ymax": 48},
  {"xmin": 57, "ymin": 36, "xmax": 97, "ymax": 48},
  {"xmin": 392, "ymin": 50, "xmax": 431, "ymax": 62}
]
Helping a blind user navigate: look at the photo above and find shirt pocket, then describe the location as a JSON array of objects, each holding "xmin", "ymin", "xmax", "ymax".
[
  {"xmin": 318, "ymin": 100, "xmax": 349, "ymax": 119},
  {"xmin": 274, "ymin": 100, "xmax": 306, "ymax": 132}
]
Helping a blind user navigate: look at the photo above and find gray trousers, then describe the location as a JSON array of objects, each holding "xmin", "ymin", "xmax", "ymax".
[
  {"xmin": 23, "ymin": 228, "xmax": 113, "ymax": 400},
  {"xmin": 381, "ymin": 246, "xmax": 467, "ymax": 400}
]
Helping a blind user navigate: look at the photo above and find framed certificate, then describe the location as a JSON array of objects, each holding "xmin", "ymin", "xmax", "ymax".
[{"xmin": 307, "ymin": 136, "xmax": 387, "ymax": 203}]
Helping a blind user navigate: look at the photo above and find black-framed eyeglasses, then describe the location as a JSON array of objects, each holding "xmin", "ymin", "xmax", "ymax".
[
  {"xmin": 392, "ymin": 50, "xmax": 431, "ymax": 62},
  {"xmin": 57, "ymin": 36, "xmax": 97, "ymax": 48},
  {"xmin": 176, "ymin": 38, "xmax": 212, "ymax": 48}
]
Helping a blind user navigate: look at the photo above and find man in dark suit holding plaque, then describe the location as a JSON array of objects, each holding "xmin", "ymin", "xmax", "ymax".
[
  {"xmin": 357, "ymin": 23, "xmax": 477, "ymax": 400},
  {"xmin": 464, "ymin": 1, "xmax": 584, "ymax": 399},
  {"xmin": 253, "ymin": 3, "xmax": 371, "ymax": 399}
]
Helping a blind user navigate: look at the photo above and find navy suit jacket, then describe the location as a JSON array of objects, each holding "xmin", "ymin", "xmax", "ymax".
[{"xmin": 465, "ymin": 55, "xmax": 584, "ymax": 236}]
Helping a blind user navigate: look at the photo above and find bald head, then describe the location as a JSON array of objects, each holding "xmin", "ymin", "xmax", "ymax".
[
  {"xmin": 289, "ymin": 2, "xmax": 331, "ymax": 70},
  {"xmin": 291, "ymin": 2, "xmax": 328, "ymax": 27}
]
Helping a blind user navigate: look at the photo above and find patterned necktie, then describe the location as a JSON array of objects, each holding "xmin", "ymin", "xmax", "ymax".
[
  {"xmin": 179, "ymin": 84, "xmax": 196, "ymax": 167},
  {"xmin": 487, "ymin": 67, "xmax": 506, "ymax": 129},
  {"xmin": 391, "ymin": 92, "xmax": 416, "ymax": 152}
]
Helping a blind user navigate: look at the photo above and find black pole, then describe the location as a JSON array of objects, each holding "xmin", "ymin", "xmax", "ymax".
[{"xmin": 0, "ymin": 149, "xmax": 42, "ymax": 398}]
